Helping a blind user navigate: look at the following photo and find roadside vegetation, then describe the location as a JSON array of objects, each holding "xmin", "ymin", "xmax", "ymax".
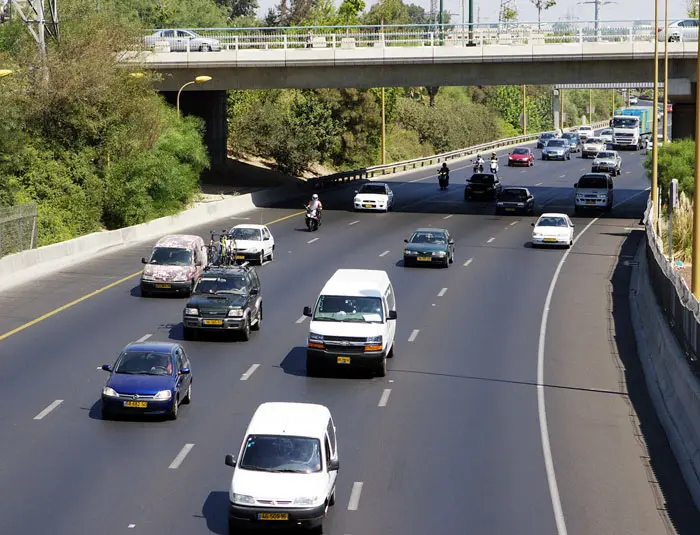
[{"xmin": 0, "ymin": 0, "xmax": 623, "ymax": 248}]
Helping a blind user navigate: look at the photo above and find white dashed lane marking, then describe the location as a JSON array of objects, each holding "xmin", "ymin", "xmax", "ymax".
[
  {"xmin": 378, "ymin": 389, "xmax": 392, "ymax": 407},
  {"xmin": 510, "ymin": 221, "xmax": 518, "ymax": 226},
  {"xmin": 487, "ymin": 237, "xmax": 495, "ymax": 243},
  {"xmin": 408, "ymin": 330, "xmax": 420, "ymax": 342},
  {"xmin": 135, "ymin": 333, "xmax": 151, "ymax": 343},
  {"xmin": 463, "ymin": 258, "xmax": 473, "ymax": 267},
  {"xmin": 348, "ymin": 220, "xmax": 359, "ymax": 226},
  {"xmin": 128, "ymin": 525, "xmax": 136, "ymax": 529},
  {"xmin": 33, "ymin": 400, "xmax": 63, "ymax": 420},
  {"xmin": 168, "ymin": 443, "xmax": 195, "ymax": 469},
  {"xmin": 347, "ymin": 482, "xmax": 364, "ymax": 511},
  {"xmin": 443, "ymin": 214, "xmax": 453, "ymax": 219},
  {"xmin": 307, "ymin": 238, "xmax": 319, "ymax": 244},
  {"xmin": 296, "ymin": 315, "xmax": 307, "ymax": 324},
  {"xmin": 535, "ymin": 182, "xmax": 543, "ymax": 186},
  {"xmin": 240, "ymin": 364, "xmax": 260, "ymax": 381},
  {"xmin": 437, "ymin": 288, "xmax": 447, "ymax": 297},
  {"xmin": 379, "ymin": 250, "xmax": 390, "ymax": 257}
]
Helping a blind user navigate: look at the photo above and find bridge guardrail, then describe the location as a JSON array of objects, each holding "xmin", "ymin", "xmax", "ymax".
[{"xmin": 307, "ymin": 120, "xmax": 610, "ymax": 189}]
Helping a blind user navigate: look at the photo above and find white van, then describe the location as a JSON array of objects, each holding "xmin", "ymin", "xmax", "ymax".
[
  {"xmin": 224, "ymin": 402, "xmax": 339, "ymax": 533},
  {"xmin": 302, "ymin": 269, "xmax": 397, "ymax": 377}
]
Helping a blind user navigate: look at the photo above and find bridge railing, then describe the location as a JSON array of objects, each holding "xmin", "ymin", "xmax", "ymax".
[
  {"xmin": 139, "ymin": 20, "xmax": 659, "ymax": 52},
  {"xmin": 307, "ymin": 120, "xmax": 610, "ymax": 189}
]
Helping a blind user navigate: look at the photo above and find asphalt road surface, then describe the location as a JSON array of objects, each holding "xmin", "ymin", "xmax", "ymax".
[{"xmin": 0, "ymin": 141, "xmax": 697, "ymax": 535}]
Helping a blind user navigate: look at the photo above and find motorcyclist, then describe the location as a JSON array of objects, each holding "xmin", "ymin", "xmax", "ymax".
[
  {"xmin": 490, "ymin": 152, "xmax": 499, "ymax": 172},
  {"xmin": 439, "ymin": 163, "xmax": 449, "ymax": 178},
  {"xmin": 306, "ymin": 193, "xmax": 323, "ymax": 223},
  {"xmin": 473, "ymin": 154, "xmax": 484, "ymax": 171}
]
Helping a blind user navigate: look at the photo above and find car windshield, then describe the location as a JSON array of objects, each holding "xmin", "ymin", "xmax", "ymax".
[
  {"xmin": 359, "ymin": 184, "xmax": 387, "ymax": 195},
  {"xmin": 500, "ymin": 189, "xmax": 528, "ymax": 202},
  {"xmin": 597, "ymin": 152, "xmax": 615, "ymax": 159},
  {"xmin": 562, "ymin": 133, "xmax": 577, "ymax": 139},
  {"xmin": 612, "ymin": 117, "xmax": 638, "ymax": 128},
  {"xmin": 512, "ymin": 148, "xmax": 529, "ymax": 155},
  {"xmin": 313, "ymin": 295, "xmax": 384, "ymax": 323},
  {"xmin": 601, "ymin": 129, "xmax": 612, "ymax": 135},
  {"xmin": 586, "ymin": 138, "xmax": 603, "ymax": 145},
  {"xmin": 541, "ymin": 133, "xmax": 555, "ymax": 139},
  {"xmin": 470, "ymin": 174, "xmax": 494, "ymax": 184},
  {"xmin": 410, "ymin": 231, "xmax": 447, "ymax": 244},
  {"xmin": 547, "ymin": 140, "xmax": 567, "ymax": 147},
  {"xmin": 114, "ymin": 351, "xmax": 173, "ymax": 375},
  {"xmin": 148, "ymin": 247, "xmax": 192, "ymax": 266},
  {"xmin": 578, "ymin": 176, "xmax": 608, "ymax": 188},
  {"xmin": 239, "ymin": 435, "xmax": 322, "ymax": 474},
  {"xmin": 537, "ymin": 217, "xmax": 568, "ymax": 228},
  {"xmin": 230, "ymin": 228, "xmax": 262, "ymax": 241},
  {"xmin": 194, "ymin": 275, "xmax": 246, "ymax": 294}
]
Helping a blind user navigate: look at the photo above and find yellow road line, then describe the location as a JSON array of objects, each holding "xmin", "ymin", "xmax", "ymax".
[{"xmin": 0, "ymin": 210, "xmax": 306, "ymax": 343}]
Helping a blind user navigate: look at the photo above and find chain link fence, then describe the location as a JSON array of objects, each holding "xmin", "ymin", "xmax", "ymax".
[{"xmin": 0, "ymin": 202, "xmax": 38, "ymax": 257}]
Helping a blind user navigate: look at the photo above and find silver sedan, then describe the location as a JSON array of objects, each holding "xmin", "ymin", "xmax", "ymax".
[{"xmin": 145, "ymin": 30, "xmax": 222, "ymax": 52}]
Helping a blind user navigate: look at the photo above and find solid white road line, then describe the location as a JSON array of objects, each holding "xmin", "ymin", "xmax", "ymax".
[
  {"xmin": 348, "ymin": 220, "xmax": 359, "ymax": 226},
  {"xmin": 296, "ymin": 315, "xmax": 307, "ymax": 324},
  {"xmin": 379, "ymin": 250, "xmax": 390, "ymax": 257},
  {"xmin": 135, "ymin": 333, "xmax": 151, "ymax": 343},
  {"xmin": 510, "ymin": 221, "xmax": 518, "ymax": 226},
  {"xmin": 614, "ymin": 187, "xmax": 651, "ymax": 208},
  {"xmin": 408, "ymin": 329, "xmax": 420, "ymax": 342},
  {"xmin": 535, "ymin": 182, "xmax": 543, "ymax": 186},
  {"xmin": 463, "ymin": 258, "xmax": 473, "ymax": 267},
  {"xmin": 443, "ymin": 214, "xmax": 453, "ymax": 219},
  {"xmin": 33, "ymin": 400, "xmax": 63, "ymax": 420},
  {"xmin": 307, "ymin": 238, "xmax": 319, "ymax": 244},
  {"xmin": 487, "ymin": 237, "xmax": 495, "ymax": 243},
  {"xmin": 537, "ymin": 216, "xmax": 598, "ymax": 535},
  {"xmin": 347, "ymin": 482, "xmax": 364, "ymax": 511},
  {"xmin": 168, "ymin": 443, "xmax": 195, "ymax": 469},
  {"xmin": 240, "ymin": 364, "xmax": 260, "ymax": 381},
  {"xmin": 437, "ymin": 288, "xmax": 447, "ymax": 297},
  {"xmin": 128, "ymin": 525, "xmax": 136, "ymax": 529},
  {"xmin": 378, "ymin": 389, "xmax": 392, "ymax": 407}
]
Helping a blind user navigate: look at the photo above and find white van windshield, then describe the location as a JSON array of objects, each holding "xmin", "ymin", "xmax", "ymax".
[
  {"xmin": 313, "ymin": 295, "xmax": 384, "ymax": 323},
  {"xmin": 148, "ymin": 247, "xmax": 192, "ymax": 266},
  {"xmin": 239, "ymin": 435, "xmax": 322, "ymax": 474}
]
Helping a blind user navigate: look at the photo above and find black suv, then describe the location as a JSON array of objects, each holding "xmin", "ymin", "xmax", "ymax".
[
  {"xmin": 182, "ymin": 263, "xmax": 262, "ymax": 341},
  {"xmin": 465, "ymin": 173, "xmax": 502, "ymax": 201}
]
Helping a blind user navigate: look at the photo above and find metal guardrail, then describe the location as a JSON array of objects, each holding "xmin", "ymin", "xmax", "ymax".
[
  {"xmin": 139, "ymin": 20, "xmax": 664, "ymax": 52},
  {"xmin": 307, "ymin": 121, "xmax": 610, "ymax": 189}
]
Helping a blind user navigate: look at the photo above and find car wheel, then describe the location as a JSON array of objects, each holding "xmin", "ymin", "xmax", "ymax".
[
  {"xmin": 183, "ymin": 383, "xmax": 192, "ymax": 404},
  {"xmin": 306, "ymin": 356, "xmax": 321, "ymax": 377},
  {"xmin": 240, "ymin": 316, "xmax": 251, "ymax": 341},
  {"xmin": 185, "ymin": 282, "xmax": 194, "ymax": 297},
  {"xmin": 183, "ymin": 326, "xmax": 197, "ymax": 341},
  {"xmin": 169, "ymin": 397, "xmax": 179, "ymax": 420},
  {"xmin": 529, "ymin": 160, "xmax": 534, "ymax": 167},
  {"xmin": 228, "ymin": 519, "xmax": 236, "ymax": 535},
  {"xmin": 449, "ymin": 252, "xmax": 454, "ymax": 264},
  {"xmin": 251, "ymin": 304, "xmax": 262, "ymax": 331},
  {"xmin": 141, "ymin": 287, "xmax": 151, "ymax": 298},
  {"xmin": 101, "ymin": 405, "xmax": 112, "ymax": 420},
  {"xmin": 200, "ymin": 44, "xmax": 210, "ymax": 52},
  {"xmin": 574, "ymin": 205, "xmax": 581, "ymax": 214},
  {"xmin": 375, "ymin": 357, "xmax": 387, "ymax": 378},
  {"xmin": 267, "ymin": 249, "xmax": 274, "ymax": 262},
  {"xmin": 388, "ymin": 340, "xmax": 395, "ymax": 358},
  {"xmin": 329, "ymin": 488, "xmax": 336, "ymax": 506}
]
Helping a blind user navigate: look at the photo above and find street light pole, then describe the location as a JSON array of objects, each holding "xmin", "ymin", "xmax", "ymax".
[
  {"xmin": 522, "ymin": 85, "xmax": 527, "ymax": 135},
  {"xmin": 651, "ymin": 0, "xmax": 660, "ymax": 233},
  {"xmin": 467, "ymin": 0, "xmax": 474, "ymax": 45},
  {"xmin": 662, "ymin": 0, "xmax": 669, "ymax": 144},
  {"xmin": 381, "ymin": 87, "xmax": 386, "ymax": 165},
  {"xmin": 176, "ymin": 75, "xmax": 212, "ymax": 119},
  {"xmin": 692, "ymin": 6, "xmax": 700, "ymax": 295}
]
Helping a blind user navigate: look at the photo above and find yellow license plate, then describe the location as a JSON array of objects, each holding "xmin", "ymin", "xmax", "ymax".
[
  {"xmin": 235, "ymin": 255, "xmax": 245, "ymax": 259},
  {"xmin": 155, "ymin": 283, "xmax": 171, "ymax": 289},
  {"xmin": 123, "ymin": 401, "xmax": 147, "ymax": 408},
  {"xmin": 543, "ymin": 238, "xmax": 557, "ymax": 243},
  {"xmin": 505, "ymin": 208, "xmax": 515, "ymax": 211},
  {"xmin": 337, "ymin": 356, "xmax": 351, "ymax": 364},
  {"xmin": 258, "ymin": 513, "xmax": 288, "ymax": 521},
  {"xmin": 203, "ymin": 319, "xmax": 223, "ymax": 325},
  {"xmin": 363, "ymin": 204, "xmax": 373, "ymax": 208},
  {"xmin": 586, "ymin": 200, "xmax": 596, "ymax": 204},
  {"xmin": 417, "ymin": 257, "xmax": 431, "ymax": 261}
]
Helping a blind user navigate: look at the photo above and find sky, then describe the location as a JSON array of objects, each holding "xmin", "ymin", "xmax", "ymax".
[{"xmin": 255, "ymin": 0, "xmax": 694, "ymax": 24}]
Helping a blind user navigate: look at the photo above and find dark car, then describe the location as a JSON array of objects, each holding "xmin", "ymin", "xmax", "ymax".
[
  {"xmin": 561, "ymin": 132, "xmax": 581, "ymax": 153},
  {"xmin": 465, "ymin": 173, "xmax": 502, "ymax": 201},
  {"xmin": 182, "ymin": 263, "xmax": 262, "ymax": 341},
  {"xmin": 537, "ymin": 132, "xmax": 557, "ymax": 149},
  {"xmin": 403, "ymin": 228, "xmax": 455, "ymax": 268},
  {"xmin": 100, "ymin": 341, "xmax": 192, "ymax": 420},
  {"xmin": 495, "ymin": 187, "xmax": 535, "ymax": 215},
  {"xmin": 508, "ymin": 147, "xmax": 535, "ymax": 167}
]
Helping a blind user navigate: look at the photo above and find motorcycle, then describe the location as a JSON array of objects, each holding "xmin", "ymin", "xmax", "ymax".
[
  {"xmin": 305, "ymin": 206, "xmax": 320, "ymax": 232},
  {"xmin": 473, "ymin": 160, "xmax": 484, "ymax": 173},
  {"xmin": 490, "ymin": 161, "xmax": 499, "ymax": 174},
  {"xmin": 438, "ymin": 170, "xmax": 449, "ymax": 190}
]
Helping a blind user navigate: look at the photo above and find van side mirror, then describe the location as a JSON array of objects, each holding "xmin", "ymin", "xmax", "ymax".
[
  {"xmin": 388, "ymin": 310, "xmax": 397, "ymax": 320},
  {"xmin": 403, "ymin": 239, "xmax": 408, "ymax": 243},
  {"xmin": 328, "ymin": 459, "xmax": 339, "ymax": 471},
  {"xmin": 225, "ymin": 454, "xmax": 236, "ymax": 467},
  {"xmin": 448, "ymin": 240, "xmax": 454, "ymax": 245},
  {"xmin": 303, "ymin": 306, "xmax": 312, "ymax": 317},
  {"xmin": 101, "ymin": 364, "xmax": 112, "ymax": 372},
  {"xmin": 608, "ymin": 183, "xmax": 613, "ymax": 189},
  {"xmin": 573, "ymin": 183, "xmax": 578, "ymax": 188},
  {"xmin": 354, "ymin": 190, "xmax": 358, "ymax": 194},
  {"xmin": 531, "ymin": 222, "xmax": 535, "ymax": 227},
  {"xmin": 141, "ymin": 257, "xmax": 147, "ymax": 264},
  {"xmin": 179, "ymin": 368, "xmax": 190, "ymax": 375}
]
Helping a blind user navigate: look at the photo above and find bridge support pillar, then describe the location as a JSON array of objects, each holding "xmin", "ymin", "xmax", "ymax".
[
  {"xmin": 671, "ymin": 101, "xmax": 695, "ymax": 141},
  {"xmin": 553, "ymin": 90, "xmax": 561, "ymax": 131},
  {"xmin": 161, "ymin": 90, "xmax": 228, "ymax": 172}
]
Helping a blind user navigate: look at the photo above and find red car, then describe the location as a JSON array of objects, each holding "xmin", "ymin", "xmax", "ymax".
[{"xmin": 508, "ymin": 147, "xmax": 535, "ymax": 167}]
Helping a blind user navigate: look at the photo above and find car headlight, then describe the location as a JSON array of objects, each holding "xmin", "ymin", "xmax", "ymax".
[
  {"xmin": 153, "ymin": 390, "xmax": 172, "ymax": 401},
  {"xmin": 293, "ymin": 496, "xmax": 321, "ymax": 506},
  {"xmin": 404, "ymin": 250, "xmax": 417, "ymax": 255},
  {"xmin": 172, "ymin": 273, "xmax": 187, "ymax": 282},
  {"xmin": 434, "ymin": 251, "xmax": 447, "ymax": 257},
  {"xmin": 185, "ymin": 307, "xmax": 198, "ymax": 316},
  {"xmin": 233, "ymin": 494, "xmax": 256, "ymax": 505},
  {"xmin": 309, "ymin": 332, "xmax": 324, "ymax": 342},
  {"xmin": 517, "ymin": 203, "xmax": 524, "ymax": 207},
  {"xmin": 366, "ymin": 336, "xmax": 382, "ymax": 344},
  {"xmin": 102, "ymin": 387, "xmax": 118, "ymax": 397},
  {"xmin": 228, "ymin": 308, "xmax": 244, "ymax": 318},
  {"xmin": 496, "ymin": 202, "xmax": 503, "ymax": 206},
  {"xmin": 533, "ymin": 232, "xmax": 543, "ymax": 238},
  {"xmin": 247, "ymin": 246, "xmax": 260, "ymax": 253}
]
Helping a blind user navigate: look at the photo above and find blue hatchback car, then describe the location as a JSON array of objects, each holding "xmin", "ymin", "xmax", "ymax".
[{"xmin": 100, "ymin": 341, "xmax": 193, "ymax": 420}]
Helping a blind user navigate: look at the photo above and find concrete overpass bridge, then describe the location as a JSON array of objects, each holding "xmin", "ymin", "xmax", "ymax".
[{"xmin": 130, "ymin": 21, "xmax": 698, "ymax": 167}]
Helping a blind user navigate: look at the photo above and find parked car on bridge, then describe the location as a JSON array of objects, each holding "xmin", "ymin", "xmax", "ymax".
[
  {"xmin": 658, "ymin": 19, "xmax": 699, "ymax": 42},
  {"xmin": 144, "ymin": 29, "xmax": 222, "ymax": 52},
  {"xmin": 629, "ymin": 95, "xmax": 639, "ymax": 105}
]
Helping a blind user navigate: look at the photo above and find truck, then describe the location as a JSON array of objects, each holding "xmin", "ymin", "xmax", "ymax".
[{"xmin": 610, "ymin": 106, "xmax": 653, "ymax": 150}]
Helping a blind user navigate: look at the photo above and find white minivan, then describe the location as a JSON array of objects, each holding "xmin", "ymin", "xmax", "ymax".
[
  {"xmin": 225, "ymin": 402, "xmax": 339, "ymax": 533},
  {"xmin": 303, "ymin": 269, "xmax": 397, "ymax": 377}
]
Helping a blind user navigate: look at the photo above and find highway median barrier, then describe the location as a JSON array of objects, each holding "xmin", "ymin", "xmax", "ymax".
[{"xmin": 0, "ymin": 121, "xmax": 608, "ymax": 293}]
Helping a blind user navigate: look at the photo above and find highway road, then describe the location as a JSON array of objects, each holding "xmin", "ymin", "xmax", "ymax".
[{"xmin": 0, "ymin": 141, "xmax": 697, "ymax": 535}]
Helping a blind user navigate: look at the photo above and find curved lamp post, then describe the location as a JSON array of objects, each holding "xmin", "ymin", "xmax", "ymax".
[{"xmin": 177, "ymin": 75, "xmax": 212, "ymax": 118}]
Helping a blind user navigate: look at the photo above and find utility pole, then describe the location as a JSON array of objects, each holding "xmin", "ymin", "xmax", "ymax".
[
  {"xmin": 10, "ymin": 0, "xmax": 60, "ymax": 82},
  {"xmin": 692, "ymin": 3, "xmax": 700, "ymax": 296},
  {"xmin": 577, "ymin": 0, "xmax": 616, "ymax": 41}
]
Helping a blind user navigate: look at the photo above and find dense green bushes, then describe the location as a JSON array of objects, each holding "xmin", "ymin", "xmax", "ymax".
[{"xmin": 643, "ymin": 139, "xmax": 696, "ymax": 202}]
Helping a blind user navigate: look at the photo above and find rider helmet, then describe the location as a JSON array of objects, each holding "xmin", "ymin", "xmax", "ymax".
[{"xmin": 312, "ymin": 194, "xmax": 319, "ymax": 200}]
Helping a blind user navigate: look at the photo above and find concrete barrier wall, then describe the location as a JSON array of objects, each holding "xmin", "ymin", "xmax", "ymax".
[{"xmin": 629, "ymin": 200, "xmax": 700, "ymax": 509}]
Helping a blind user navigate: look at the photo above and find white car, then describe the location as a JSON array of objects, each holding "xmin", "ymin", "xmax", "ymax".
[
  {"xmin": 531, "ymin": 213, "xmax": 574, "ymax": 248},
  {"xmin": 577, "ymin": 125, "xmax": 594, "ymax": 141},
  {"xmin": 658, "ymin": 19, "xmax": 698, "ymax": 42},
  {"xmin": 600, "ymin": 128, "xmax": 613, "ymax": 144},
  {"xmin": 353, "ymin": 182, "xmax": 394, "ymax": 212},
  {"xmin": 582, "ymin": 137, "xmax": 606, "ymax": 158},
  {"xmin": 629, "ymin": 95, "xmax": 639, "ymax": 105},
  {"xmin": 228, "ymin": 224, "xmax": 275, "ymax": 264}
]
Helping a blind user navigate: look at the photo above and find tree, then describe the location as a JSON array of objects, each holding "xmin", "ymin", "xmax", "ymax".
[
  {"xmin": 363, "ymin": 0, "xmax": 409, "ymax": 25},
  {"xmin": 502, "ymin": 6, "xmax": 518, "ymax": 21},
  {"xmin": 217, "ymin": 0, "xmax": 258, "ymax": 19},
  {"xmin": 338, "ymin": 0, "xmax": 365, "ymax": 24},
  {"xmin": 687, "ymin": 0, "xmax": 698, "ymax": 18},
  {"xmin": 530, "ymin": 0, "xmax": 555, "ymax": 29}
]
